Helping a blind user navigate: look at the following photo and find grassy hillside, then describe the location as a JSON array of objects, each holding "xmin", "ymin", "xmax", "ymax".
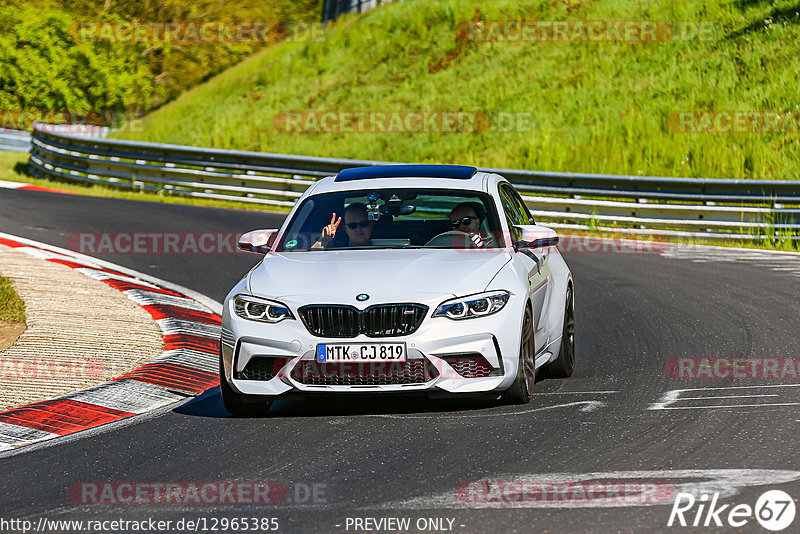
[
  {"xmin": 115, "ymin": 0, "xmax": 800, "ymax": 180},
  {"xmin": 0, "ymin": 0, "xmax": 319, "ymax": 124}
]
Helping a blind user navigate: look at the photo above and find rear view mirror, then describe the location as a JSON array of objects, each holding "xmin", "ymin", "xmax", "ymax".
[
  {"xmin": 238, "ymin": 229, "xmax": 278, "ymax": 254},
  {"xmin": 379, "ymin": 202, "xmax": 416, "ymax": 217}
]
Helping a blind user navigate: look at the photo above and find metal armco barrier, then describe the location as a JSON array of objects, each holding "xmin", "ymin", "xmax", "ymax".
[
  {"xmin": 0, "ymin": 129, "xmax": 31, "ymax": 152},
  {"xmin": 28, "ymin": 126, "xmax": 800, "ymax": 239}
]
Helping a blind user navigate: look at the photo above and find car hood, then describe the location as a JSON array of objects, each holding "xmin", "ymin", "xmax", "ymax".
[{"xmin": 247, "ymin": 248, "xmax": 512, "ymax": 302}]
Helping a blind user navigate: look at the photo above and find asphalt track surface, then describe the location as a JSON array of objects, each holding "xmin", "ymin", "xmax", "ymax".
[{"xmin": 1, "ymin": 188, "xmax": 800, "ymax": 533}]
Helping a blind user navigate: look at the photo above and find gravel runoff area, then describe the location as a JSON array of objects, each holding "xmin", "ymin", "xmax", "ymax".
[{"xmin": 0, "ymin": 245, "xmax": 164, "ymax": 410}]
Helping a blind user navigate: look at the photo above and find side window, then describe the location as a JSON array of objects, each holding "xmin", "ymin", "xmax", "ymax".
[
  {"xmin": 498, "ymin": 185, "xmax": 522, "ymax": 242},
  {"xmin": 501, "ymin": 183, "xmax": 533, "ymax": 225}
]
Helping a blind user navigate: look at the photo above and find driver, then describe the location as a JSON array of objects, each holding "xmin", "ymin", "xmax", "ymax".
[
  {"xmin": 449, "ymin": 201, "xmax": 493, "ymax": 247},
  {"xmin": 313, "ymin": 202, "xmax": 374, "ymax": 248}
]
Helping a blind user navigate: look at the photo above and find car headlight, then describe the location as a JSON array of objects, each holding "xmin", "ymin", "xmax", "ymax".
[
  {"xmin": 233, "ymin": 294, "xmax": 294, "ymax": 323},
  {"xmin": 433, "ymin": 291, "xmax": 510, "ymax": 320}
]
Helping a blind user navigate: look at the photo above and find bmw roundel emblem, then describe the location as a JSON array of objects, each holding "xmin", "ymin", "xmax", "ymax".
[{"xmin": 356, "ymin": 293, "xmax": 370, "ymax": 302}]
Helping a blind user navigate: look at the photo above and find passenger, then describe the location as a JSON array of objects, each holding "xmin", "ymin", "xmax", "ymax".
[
  {"xmin": 313, "ymin": 202, "xmax": 374, "ymax": 248},
  {"xmin": 449, "ymin": 201, "xmax": 493, "ymax": 247}
]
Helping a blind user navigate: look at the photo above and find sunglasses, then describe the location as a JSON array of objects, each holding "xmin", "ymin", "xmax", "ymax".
[
  {"xmin": 346, "ymin": 220, "xmax": 371, "ymax": 230},
  {"xmin": 451, "ymin": 216, "xmax": 479, "ymax": 228}
]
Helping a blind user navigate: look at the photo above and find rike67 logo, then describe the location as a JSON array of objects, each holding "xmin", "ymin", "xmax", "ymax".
[{"xmin": 668, "ymin": 490, "xmax": 796, "ymax": 531}]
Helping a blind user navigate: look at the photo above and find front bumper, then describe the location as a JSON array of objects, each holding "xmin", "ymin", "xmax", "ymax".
[{"xmin": 221, "ymin": 297, "xmax": 524, "ymax": 397}]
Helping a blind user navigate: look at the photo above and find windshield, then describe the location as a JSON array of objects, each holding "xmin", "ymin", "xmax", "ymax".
[{"xmin": 275, "ymin": 188, "xmax": 506, "ymax": 252}]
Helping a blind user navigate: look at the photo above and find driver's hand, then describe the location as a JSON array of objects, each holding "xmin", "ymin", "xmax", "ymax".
[
  {"xmin": 320, "ymin": 213, "xmax": 341, "ymax": 246},
  {"xmin": 468, "ymin": 233, "xmax": 484, "ymax": 248}
]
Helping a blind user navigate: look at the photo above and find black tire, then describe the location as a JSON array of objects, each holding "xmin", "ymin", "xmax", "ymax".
[
  {"xmin": 545, "ymin": 285, "xmax": 575, "ymax": 379},
  {"xmin": 219, "ymin": 352, "xmax": 272, "ymax": 417},
  {"xmin": 504, "ymin": 305, "xmax": 535, "ymax": 404}
]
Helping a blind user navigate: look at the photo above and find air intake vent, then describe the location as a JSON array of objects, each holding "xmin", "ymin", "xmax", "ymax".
[
  {"xmin": 236, "ymin": 357, "xmax": 288, "ymax": 381},
  {"xmin": 291, "ymin": 358, "xmax": 438, "ymax": 385}
]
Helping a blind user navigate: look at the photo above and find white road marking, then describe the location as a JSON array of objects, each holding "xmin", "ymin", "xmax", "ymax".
[
  {"xmin": 532, "ymin": 390, "xmax": 619, "ymax": 395},
  {"xmin": 661, "ymin": 244, "xmax": 800, "ymax": 277},
  {"xmin": 124, "ymin": 289, "xmax": 212, "ymax": 312},
  {"xmin": 372, "ymin": 400, "xmax": 606, "ymax": 419},
  {"xmin": 77, "ymin": 267, "xmax": 162, "ymax": 288},
  {"xmin": 380, "ymin": 469, "xmax": 800, "ymax": 509},
  {"xmin": 62, "ymin": 381, "xmax": 186, "ymax": 414},
  {"xmin": 677, "ymin": 394, "xmax": 779, "ymax": 400},
  {"xmin": 650, "ymin": 384, "xmax": 800, "ymax": 410},
  {"xmin": 0, "ymin": 422, "xmax": 59, "ymax": 447},
  {"xmin": 156, "ymin": 318, "xmax": 221, "ymax": 338},
  {"xmin": 0, "ymin": 180, "xmax": 27, "ymax": 189},
  {"xmin": 155, "ymin": 349, "xmax": 218, "ymax": 373},
  {"xmin": 652, "ymin": 403, "xmax": 800, "ymax": 410},
  {"xmin": 15, "ymin": 246, "xmax": 87, "ymax": 265}
]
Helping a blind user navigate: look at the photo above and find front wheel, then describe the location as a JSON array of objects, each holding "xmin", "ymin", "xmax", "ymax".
[
  {"xmin": 219, "ymin": 352, "xmax": 272, "ymax": 416},
  {"xmin": 504, "ymin": 305, "xmax": 535, "ymax": 404}
]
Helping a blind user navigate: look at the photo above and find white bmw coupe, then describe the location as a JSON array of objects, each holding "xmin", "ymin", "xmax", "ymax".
[{"xmin": 220, "ymin": 165, "xmax": 574, "ymax": 415}]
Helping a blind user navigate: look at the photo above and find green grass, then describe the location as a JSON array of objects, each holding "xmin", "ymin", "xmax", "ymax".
[
  {"xmin": 0, "ymin": 152, "xmax": 290, "ymax": 212},
  {"xmin": 115, "ymin": 0, "xmax": 800, "ymax": 180},
  {"xmin": 0, "ymin": 274, "xmax": 25, "ymax": 324}
]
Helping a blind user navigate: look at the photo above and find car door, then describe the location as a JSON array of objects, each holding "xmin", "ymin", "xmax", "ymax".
[{"xmin": 498, "ymin": 183, "xmax": 549, "ymax": 354}]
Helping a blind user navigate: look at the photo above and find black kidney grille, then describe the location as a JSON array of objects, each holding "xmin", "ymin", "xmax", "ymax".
[
  {"xmin": 298, "ymin": 304, "xmax": 427, "ymax": 338},
  {"xmin": 298, "ymin": 306, "xmax": 360, "ymax": 337},
  {"xmin": 363, "ymin": 304, "xmax": 427, "ymax": 336}
]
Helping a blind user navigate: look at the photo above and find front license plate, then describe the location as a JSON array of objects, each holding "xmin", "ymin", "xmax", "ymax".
[{"xmin": 316, "ymin": 343, "xmax": 407, "ymax": 363}]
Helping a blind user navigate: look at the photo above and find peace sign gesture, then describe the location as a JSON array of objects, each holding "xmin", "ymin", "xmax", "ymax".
[{"xmin": 319, "ymin": 212, "xmax": 341, "ymax": 246}]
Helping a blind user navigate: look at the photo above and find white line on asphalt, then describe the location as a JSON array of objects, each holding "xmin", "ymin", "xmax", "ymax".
[
  {"xmin": 677, "ymin": 394, "xmax": 780, "ymax": 400},
  {"xmin": 371, "ymin": 401, "xmax": 606, "ymax": 419},
  {"xmin": 532, "ymin": 390, "xmax": 619, "ymax": 395},
  {"xmin": 649, "ymin": 384, "xmax": 800, "ymax": 410},
  {"xmin": 379, "ymin": 469, "xmax": 800, "ymax": 509},
  {"xmin": 655, "ymin": 402, "xmax": 800, "ymax": 410}
]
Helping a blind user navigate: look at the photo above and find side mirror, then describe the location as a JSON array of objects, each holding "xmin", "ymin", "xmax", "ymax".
[
  {"xmin": 238, "ymin": 229, "xmax": 278, "ymax": 254},
  {"xmin": 514, "ymin": 225, "xmax": 559, "ymax": 250},
  {"xmin": 531, "ymin": 236, "xmax": 560, "ymax": 248}
]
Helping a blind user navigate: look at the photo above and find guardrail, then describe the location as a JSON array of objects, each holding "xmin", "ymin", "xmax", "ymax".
[
  {"xmin": 28, "ymin": 125, "xmax": 800, "ymax": 240},
  {"xmin": 0, "ymin": 129, "xmax": 31, "ymax": 152}
]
